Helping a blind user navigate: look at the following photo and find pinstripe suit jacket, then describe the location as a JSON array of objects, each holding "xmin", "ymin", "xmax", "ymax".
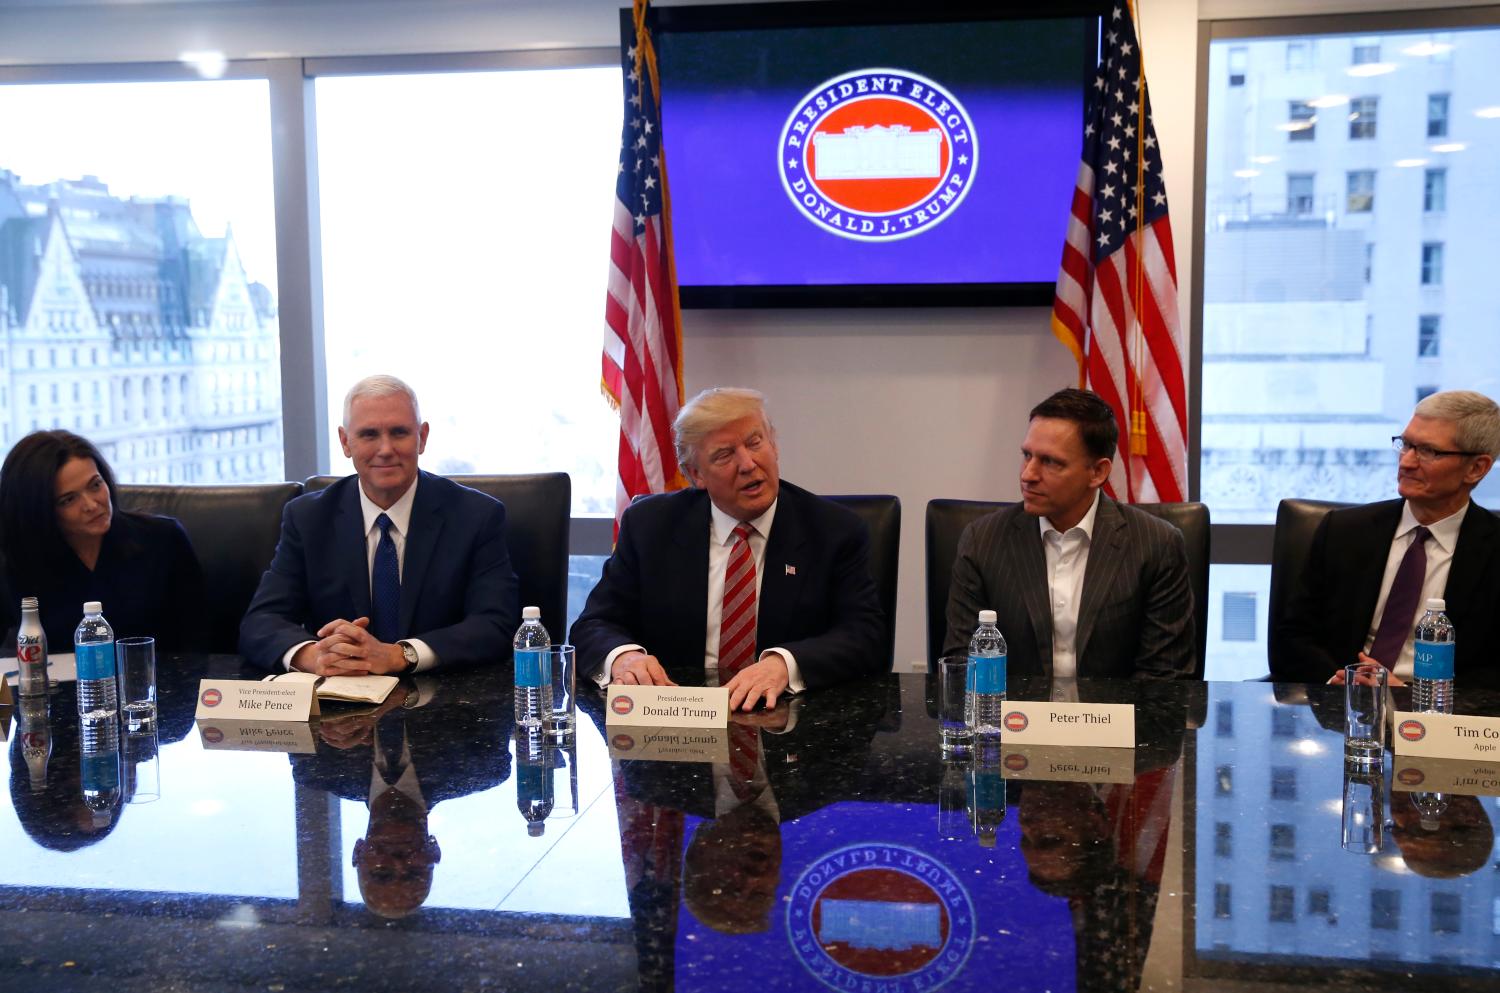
[{"xmin": 942, "ymin": 497, "xmax": 1194, "ymax": 681}]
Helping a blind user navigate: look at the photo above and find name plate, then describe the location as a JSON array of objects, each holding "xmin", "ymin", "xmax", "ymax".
[
  {"xmin": 194, "ymin": 678, "xmax": 319, "ymax": 722},
  {"xmin": 606, "ymin": 685, "xmax": 728, "ymax": 728},
  {"xmin": 1393, "ymin": 711, "xmax": 1500, "ymax": 760},
  {"xmin": 608, "ymin": 726, "xmax": 731, "ymax": 763},
  {"xmin": 196, "ymin": 719, "xmax": 318, "ymax": 754},
  {"xmin": 996, "ymin": 701, "xmax": 1134, "ymax": 749},
  {"xmin": 1393, "ymin": 755, "xmax": 1500, "ymax": 797},
  {"xmin": 1000, "ymin": 743, "xmax": 1136, "ymax": 784}
]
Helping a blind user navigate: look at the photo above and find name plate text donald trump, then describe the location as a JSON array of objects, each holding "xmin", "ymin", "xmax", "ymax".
[{"xmin": 606, "ymin": 685, "xmax": 728, "ymax": 728}]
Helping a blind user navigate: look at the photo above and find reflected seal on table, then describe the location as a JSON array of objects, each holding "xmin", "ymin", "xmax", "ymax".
[{"xmin": 786, "ymin": 842, "xmax": 975, "ymax": 993}]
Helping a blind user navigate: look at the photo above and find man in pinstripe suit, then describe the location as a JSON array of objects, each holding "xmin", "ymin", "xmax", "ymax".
[{"xmin": 942, "ymin": 389, "xmax": 1194, "ymax": 681}]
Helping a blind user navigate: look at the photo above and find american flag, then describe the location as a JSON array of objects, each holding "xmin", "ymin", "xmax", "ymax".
[
  {"xmin": 1051, "ymin": 4, "xmax": 1186, "ymax": 503},
  {"xmin": 603, "ymin": 0, "xmax": 686, "ymax": 535}
]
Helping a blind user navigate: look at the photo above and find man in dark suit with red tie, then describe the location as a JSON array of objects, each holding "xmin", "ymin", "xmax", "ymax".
[
  {"xmin": 570, "ymin": 387, "xmax": 885, "ymax": 710},
  {"xmin": 1275, "ymin": 390, "xmax": 1500, "ymax": 687}
]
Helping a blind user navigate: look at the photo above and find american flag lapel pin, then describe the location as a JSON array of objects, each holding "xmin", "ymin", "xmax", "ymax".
[{"xmin": 785, "ymin": 564, "xmax": 797, "ymax": 576}]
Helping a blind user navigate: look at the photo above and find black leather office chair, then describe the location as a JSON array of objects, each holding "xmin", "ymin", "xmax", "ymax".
[
  {"xmin": 1266, "ymin": 498, "xmax": 1350, "ymax": 679},
  {"xmin": 118, "ymin": 482, "xmax": 302, "ymax": 652},
  {"xmin": 925, "ymin": 499, "xmax": 1007, "ymax": 670},
  {"xmin": 827, "ymin": 494, "xmax": 901, "ymax": 667},
  {"xmin": 924, "ymin": 498, "xmax": 1210, "ymax": 677},
  {"xmin": 303, "ymin": 473, "xmax": 571, "ymax": 637}
]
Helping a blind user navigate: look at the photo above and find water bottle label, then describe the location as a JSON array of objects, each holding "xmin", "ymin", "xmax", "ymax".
[
  {"xmin": 76, "ymin": 642, "xmax": 116, "ymax": 680},
  {"xmin": 515, "ymin": 648, "xmax": 550, "ymax": 688},
  {"xmin": 1414, "ymin": 640, "xmax": 1455, "ymax": 681},
  {"xmin": 82, "ymin": 751, "xmax": 119, "ymax": 790},
  {"xmin": 968, "ymin": 769, "xmax": 1005, "ymax": 810},
  {"xmin": 969, "ymin": 654, "xmax": 1006, "ymax": 695}
]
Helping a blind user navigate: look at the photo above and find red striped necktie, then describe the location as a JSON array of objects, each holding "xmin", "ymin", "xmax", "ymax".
[{"xmin": 718, "ymin": 523, "xmax": 758, "ymax": 678}]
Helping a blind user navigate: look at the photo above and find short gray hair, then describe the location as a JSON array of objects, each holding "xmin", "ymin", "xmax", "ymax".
[
  {"xmin": 673, "ymin": 387, "xmax": 773, "ymax": 472},
  {"xmin": 1414, "ymin": 389, "xmax": 1500, "ymax": 457},
  {"xmin": 343, "ymin": 374, "xmax": 421, "ymax": 426}
]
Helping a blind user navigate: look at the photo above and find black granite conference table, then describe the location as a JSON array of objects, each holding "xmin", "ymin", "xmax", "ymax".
[{"xmin": 1, "ymin": 656, "xmax": 1498, "ymax": 993}]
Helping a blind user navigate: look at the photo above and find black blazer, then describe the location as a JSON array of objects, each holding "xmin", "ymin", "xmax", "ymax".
[
  {"xmin": 942, "ymin": 497, "xmax": 1194, "ymax": 681},
  {"xmin": 0, "ymin": 511, "xmax": 206, "ymax": 652},
  {"xmin": 238, "ymin": 471, "xmax": 519, "ymax": 670},
  {"xmin": 569, "ymin": 480, "xmax": 885, "ymax": 689},
  {"xmin": 1273, "ymin": 499, "xmax": 1500, "ymax": 687}
]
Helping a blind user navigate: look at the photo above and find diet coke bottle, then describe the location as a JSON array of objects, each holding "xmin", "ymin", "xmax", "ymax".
[{"xmin": 17, "ymin": 596, "xmax": 49, "ymax": 698}]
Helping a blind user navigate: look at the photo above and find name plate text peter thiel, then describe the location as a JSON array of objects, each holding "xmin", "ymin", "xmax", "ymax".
[
  {"xmin": 606, "ymin": 685, "xmax": 729, "ymax": 728},
  {"xmin": 997, "ymin": 701, "xmax": 1134, "ymax": 749},
  {"xmin": 1393, "ymin": 711, "xmax": 1500, "ymax": 760},
  {"xmin": 1000, "ymin": 744, "xmax": 1136, "ymax": 784},
  {"xmin": 194, "ymin": 679, "xmax": 319, "ymax": 723}
]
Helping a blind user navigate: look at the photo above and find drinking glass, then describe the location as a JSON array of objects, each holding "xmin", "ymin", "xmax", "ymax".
[
  {"xmin": 543, "ymin": 645, "xmax": 577, "ymax": 742},
  {"xmin": 1343, "ymin": 663, "xmax": 1387, "ymax": 768},
  {"xmin": 937, "ymin": 656, "xmax": 972, "ymax": 752},
  {"xmin": 116, "ymin": 637, "xmax": 157, "ymax": 734}
]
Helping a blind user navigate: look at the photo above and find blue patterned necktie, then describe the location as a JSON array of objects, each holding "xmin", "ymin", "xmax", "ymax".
[{"xmin": 371, "ymin": 512, "xmax": 401, "ymax": 644}]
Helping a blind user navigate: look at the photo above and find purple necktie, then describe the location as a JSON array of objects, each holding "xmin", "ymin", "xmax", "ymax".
[{"xmin": 1369, "ymin": 526, "xmax": 1431, "ymax": 669}]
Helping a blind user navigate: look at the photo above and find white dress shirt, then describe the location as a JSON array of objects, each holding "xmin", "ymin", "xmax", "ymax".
[
  {"xmin": 596, "ymin": 498, "xmax": 805, "ymax": 691},
  {"xmin": 1039, "ymin": 490, "xmax": 1101, "ymax": 679},
  {"xmin": 1363, "ymin": 501, "xmax": 1466, "ymax": 681},
  {"xmin": 282, "ymin": 476, "xmax": 436, "ymax": 672}
]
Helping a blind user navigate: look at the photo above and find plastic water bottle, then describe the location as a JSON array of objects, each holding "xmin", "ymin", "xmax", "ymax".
[
  {"xmin": 1413, "ymin": 598, "xmax": 1454, "ymax": 714},
  {"xmin": 80, "ymin": 719, "xmax": 120, "ymax": 827},
  {"xmin": 513, "ymin": 606, "xmax": 552, "ymax": 729},
  {"xmin": 967, "ymin": 738, "xmax": 1006, "ymax": 848},
  {"xmin": 16, "ymin": 596, "xmax": 49, "ymax": 698},
  {"xmin": 967, "ymin": 609, "xmax": 1007, "ymax": 738},
  {"xmin": 74, "ymin": 601, "xmax": 117, "ymax": 745},
  {"xmin": 515, "ymin": 729, "xmax": 554, "ymax": 837}
]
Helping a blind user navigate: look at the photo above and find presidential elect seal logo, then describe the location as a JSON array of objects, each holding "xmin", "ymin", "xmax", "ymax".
[
  {"xmin": 787, "ymin": 842, "xmax": 975, "ymax": 992},
  {"xmin": 610, "ymin": 694, "xmax": 635, "ymax": 716},
  {"xmin": 779, "ymin": 68, "xmax": 977, "ymax": 242},
  {"xmin": 1003, "ymin": 711, "xmax": 1029, "ymax": 733},
  {"xmin": 201, "ymin": 688, "xmax": 222, "ymax": 708},
  {"xmin": 1399, "ymin": 719, "xmax": 1428, "ymax": 742}
]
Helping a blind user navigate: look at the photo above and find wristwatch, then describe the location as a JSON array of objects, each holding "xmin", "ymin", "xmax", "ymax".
[{"xmin": 397, "ymin": 641, "xmax": 419, "ymax": 674}]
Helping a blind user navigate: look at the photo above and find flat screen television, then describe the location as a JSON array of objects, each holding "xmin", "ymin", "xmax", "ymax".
[{"xmin": 635, "ymin": 1, "xmax": 1105, "ymax": 307}]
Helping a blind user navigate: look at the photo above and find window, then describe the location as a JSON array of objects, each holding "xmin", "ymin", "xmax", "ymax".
[
  {"xmin": 1229, "ymin": 46, "xmax": 1247, "ymax": 86},
  {"xmin": 1349, "ymin": 96, "xmax": 1378, "ymax": 139},
  {"xmin": 1364, "ymin": 242, "xmax": 1374, "ymax": 283},
  {"xmin": 1270, "ymin": 885, "xmax": 1296, "ymax": 922},
  {"xmin": 1352, "ymin": 40, "xmax": 1381, "ymax": 64},
  {"xmin": 1215, "ymin": 883, "xmax": 1233, "ymax": 918},
  {"xmin": 1286, "ymin": 41, "xmax": 1310, "ymax": 71},
  {"xmin": 1309, "ymin": 888, "xmax": 1332, "ymax": 918},
  {"xmin": 0, "ymin": 79, "xmax": 282, "ymax": 482},
  {"xmin": 1346, "ymin": 169, "xmax": 1375, "ymax": 212},
  {"xmin": 1271, "ymin": 708, "xmax": 1297, "ymax": 738},
  {"xmin": 1215, "ymin": 765, "xmax": 1234, "ymax": 796},
  {"xmin": 1287, "ymin": 172, "xmax": 1315, "ymax": 215},
  {"xmin": 1422, "ymin": 242, "xmax": 1444, "ymax": 285},
  {"xmin": 1432, "ymin": 893, "xmax": 1461, "ymax": 934},
  {"xmin": 1417, "ymin": 385, "xmax": 1439, "ymax": 403},
  {"xmin": 1215, "ymin": 700, "xmax": 1234, "ymax": 736},
  {"xmin": 1419, "ymin": 315, "xmax": 1441, "ymax": 358},
  {"xmin": 1215, "ymin": 822, "xmax": 1232, "ymax": 857},
  {"xmin": 1287, "ymin": 100, "xmax": 1316, "ymax": 141},
  {"xmin": 1428, "ymin": 93, "xmax": 1450, "ymax": 138},
  {"xmin": 1372, "ymin": 889, "xmax": 1401, "ymax": 930},
  {"xmin": 1271, "ymin": 767, "xmax": 1297, "ymax": 800},
  {"xmin": 1270, "ymin": 823, "xmax": 1296, "ymax": 860},
  {"xmin": 315, "ymin": 68, "xmax": 621, "ymax": 516},
  {"xmin": 1424, "ymin": 168, "xmax": 1447, "ymax": 212},
  {"xmin": 1222, "ymin": 592, "xmax": 1257, "ymax": 641}
]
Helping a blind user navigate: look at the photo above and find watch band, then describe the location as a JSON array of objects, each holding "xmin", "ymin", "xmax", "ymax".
[{"xmin": 398, "ymin": 641, "xmax": 419, "ymax": 673}]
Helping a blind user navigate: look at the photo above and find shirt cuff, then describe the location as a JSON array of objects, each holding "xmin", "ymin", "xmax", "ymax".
[
  {"xmin": 282, "ymin": 641, "xmax": 314, "ymax": 671},
  {"xmin": 404, "ymin": 638, "xmax": 437, "ymax": 673},
  {"xmin": 761, "ymin": 648, "xmax": 804, "ymax": 694},
  {"xmin": 596, "ymin": 644, "xmax": 646, "ymax": 687}
]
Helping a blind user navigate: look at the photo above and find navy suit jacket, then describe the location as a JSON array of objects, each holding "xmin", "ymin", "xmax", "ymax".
[
  {"xmin": 569, "ymin": 480, "xmax": 885, "ymax": 690},
  {"xmin": 239, "ymin": 471, "xmax": 519, "ymax": 670},
  {"xmin": 1274, "ymin": 499, "xmax": 1500, "ymax": 688},
  {"xmin": 942, "ymin": 497, "xmax": 1195, "ymax": 681}
]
